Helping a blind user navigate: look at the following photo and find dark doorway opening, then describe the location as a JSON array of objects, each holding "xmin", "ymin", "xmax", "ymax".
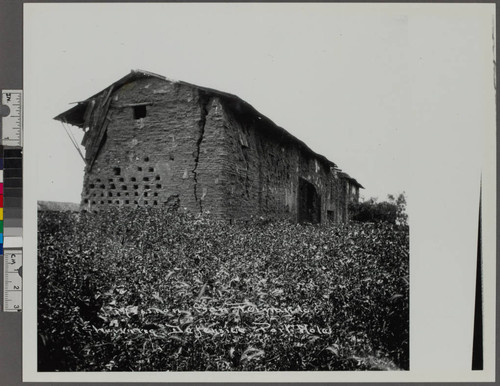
[{"xmin": 298, "ymin": 178, "xmax": 321, "ymax": 224}]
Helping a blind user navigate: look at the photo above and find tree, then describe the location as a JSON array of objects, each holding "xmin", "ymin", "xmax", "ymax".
[{"xmin": 349, "ymin": 192, "xmax": 408, "ymax": 226}]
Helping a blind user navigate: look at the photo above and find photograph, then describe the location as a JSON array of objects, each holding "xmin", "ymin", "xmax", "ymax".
[
  {"xmin": 38, "ymin": 68, "xmax": 409, "ymax": 371},
  {"xmin": 22, "ymin": 2, "xmax": 494, "ymax": 382},
  {"xmin": 32, "ymin": 3, "xmax": 410, "ymax": 372}
]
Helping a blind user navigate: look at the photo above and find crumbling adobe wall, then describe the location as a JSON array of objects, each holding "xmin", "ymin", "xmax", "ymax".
[
  {"xmin": 218, "ymin": 103, "xmax": 349, "ymax": 223},
  {"xmin": 81, "ymin": 78, "xmax": 227, "ymax": 215},
  {"xmin": 79, "ymin": 76, "xmax": 354, "ymax": 222}
]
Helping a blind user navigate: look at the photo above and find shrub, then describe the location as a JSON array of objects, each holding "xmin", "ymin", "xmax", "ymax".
[
  {"xmin": 349, "ymin": 193, "xmax": 408, "ymax": 226},
  {"xmin": 38, "ymin": 208, "xmax": 409, "ymax": 371}
]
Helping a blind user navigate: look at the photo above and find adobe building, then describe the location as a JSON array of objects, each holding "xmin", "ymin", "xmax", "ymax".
[{"xmin": 55, "ymin": 70, "xmax": 363, "ymax": 224}]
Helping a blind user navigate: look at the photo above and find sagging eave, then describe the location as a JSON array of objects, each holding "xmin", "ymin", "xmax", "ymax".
[
  {"xmin": 54, "ymin": 102, "xmax": 88, "ymax": 128},
  {"xmin": 56, "ymin": 85, "xmax": 116, "ymax": 171}
]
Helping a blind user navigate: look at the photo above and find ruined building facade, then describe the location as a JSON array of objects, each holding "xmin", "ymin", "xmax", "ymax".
[{"xmin": 55, "ymin": 70, "xmax": 362, "ymax": 223}]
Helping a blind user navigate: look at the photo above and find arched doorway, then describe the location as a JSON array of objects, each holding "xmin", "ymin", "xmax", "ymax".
[{"xmin": 298, "ymin": 178, "xmax": 321, "ymax": 224}]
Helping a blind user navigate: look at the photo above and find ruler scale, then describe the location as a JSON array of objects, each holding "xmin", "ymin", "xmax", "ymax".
[
  {"xmin": 1, "ymin": 89, "xmax": 23, "ymax": 312},
  {"xmin": 4, "ymin": 249, "xmax": 22, "ymax": 311},
  {"xmin": 2, "ymin": 91, "xmax": 23, "ymax": 147}
]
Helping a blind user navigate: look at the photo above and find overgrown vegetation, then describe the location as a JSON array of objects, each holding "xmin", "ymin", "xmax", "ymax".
[{"xmin": 38, "ymin": 208, "xmax": 409, "ymax": 371}]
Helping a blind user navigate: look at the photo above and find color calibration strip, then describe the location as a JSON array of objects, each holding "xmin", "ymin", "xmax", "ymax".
[
  {"xmin": 1, "ymin": 90, "xmax": 23, "ymax": 312},
  {"xmin": 3, "ymin": 148, "xmax": 22, "ymax": 239},
  {"xmin": 1, "ymin": 148, "xmax": 23, "ymax": 312}
]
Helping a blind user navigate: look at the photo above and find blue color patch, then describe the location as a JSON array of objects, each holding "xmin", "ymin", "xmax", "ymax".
[{"xmin": 0, "ymin": 234, "xmax": 3, "ymax": 243}]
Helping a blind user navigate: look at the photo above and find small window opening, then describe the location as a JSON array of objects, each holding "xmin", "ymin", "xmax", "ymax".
[
  {"xmin": 121, "ymin": 186, "xmax": 127, "ymax": 190},
  {"xmin": 100, "ymin": 184, "xmax": 105, "ymax": 189},
  {"xmin": 110, "ymin": 184, "xmax": 116, "ymax": 189},
  {"xmin": 156, "ymin": 184, "xmax": 162, "ymax": 189},
  {"xmin": 144, "ymin": 201, "xmax": 148, "ymax": 205},
  {"xmin": 134, "ymin": 192, "xmax": 139, "ymax": 196},
  {"xmin": 107, "ymin": 200, "xmax": 112, "ymax": 204},
  {"xmin": 134, "ymin": 200, "xmax": 138, "ymax": 204},
  {"xmin": 155, "ymin": 176, "xmax": 160, "ymax": 180},
  {"xmin": 89, "ymin": 184, "xmax": 95, "ymax": 189},
  {"xmin": 115, "ymin": 200, "xmax": 120, "ymax": 204},
  {"xmin": 144, "ymin": 192, "xmax": 149, "ymax": 197},
  {"xmin": 117, "ymin": 193, "xmax": 121, "ymax": 197},
  {"xmin": 133, "ymin": 105, "xmax": 147, "ymax": 119},
  {"xmin": 153, "ymin": 192, "xmax": 158, "ymax": 197},
  {"xmin": 143, "ymin": 177, "xmax": 149, "ymax": 182},
  {"xmin": 148, "ymin": 167, "xmax": 154, "ymax": 172},
  {"xmin": 108, "ymin": 178, "xmax": 113, "ymax": 182},
  {"xmin": 144, "ymin": 157, "xmax": 150, "ymax": 162},
  {"xmin": 145, "ymin": 185, "xmax": 150, "ymax": 190},
  {"xmin": 113, "ymin": 167, "xmax": 121, "ymax": 176},
  {"xmin": 84, "ymin": 199, "xmax": 89, "ymax": 204},
  {"xmin": 133, "ymin": 185, "xmax": 139, "ymax": 190},
  {"xmin": 119, "ymin": 178, "xmax": 124, "ymax": 182},
  {"xmin": 138, "ymin": 167, "xmax": 142, "ymax": 172},
  {"xmin": 125, "ymin": 200, "xmax": 130, "ymax": 204},
  {"xmin": 91, "ymin": 200, "xmax": 96, "ymax": 204},
  {"xmin": 153, "ymin": 200, "xmax": 158, "ymax": 205},
  {"xmin": 108, "ymin": 192, "xmax": 113, "ymax": 197},
  {"xmin": 131, "ymin": 177, "xmax": 136, "ymax": 182}
]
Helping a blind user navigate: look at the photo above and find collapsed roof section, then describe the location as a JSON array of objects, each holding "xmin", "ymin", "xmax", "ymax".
[
  {"xmin": 54, "ymin": 70, "xmax": 166, "ymax": 128},
  {"xmin": 54, "ymin": 69, "xmax": 363, "ymax": 188}
]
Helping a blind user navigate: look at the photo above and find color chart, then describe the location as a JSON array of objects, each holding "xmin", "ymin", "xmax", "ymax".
[{"xmin": 1, "ymin": 90, "xmax": 23, "ymax": 312}]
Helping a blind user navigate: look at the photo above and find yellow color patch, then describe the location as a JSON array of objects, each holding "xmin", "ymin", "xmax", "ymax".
[{"xmin": 0, "ymin": 208, "xmax": 3, "ymax": 220}]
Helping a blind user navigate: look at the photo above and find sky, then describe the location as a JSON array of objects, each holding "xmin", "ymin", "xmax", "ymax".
[{"xmin": 25, "ymin": 3, "xmax": 411, "ymax": 203}]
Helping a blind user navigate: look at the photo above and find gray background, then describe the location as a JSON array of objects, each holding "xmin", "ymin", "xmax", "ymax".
[{"xmin": 1, "ymin": 0, "xmax": 497, "ymax": 384}]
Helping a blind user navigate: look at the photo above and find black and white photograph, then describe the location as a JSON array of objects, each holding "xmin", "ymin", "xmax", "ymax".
[{"xmin": 23, "ymin": 3, "xmax": 495, "ymax": 382}]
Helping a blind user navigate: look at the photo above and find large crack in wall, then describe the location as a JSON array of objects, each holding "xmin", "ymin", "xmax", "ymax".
[
  {"xmin": 242, "ymin": 146, "xmax": 250, "ymax": 197},
  {"xmin": 192, "ymin": 94, "xmax": 210, "ymax": 213}
]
